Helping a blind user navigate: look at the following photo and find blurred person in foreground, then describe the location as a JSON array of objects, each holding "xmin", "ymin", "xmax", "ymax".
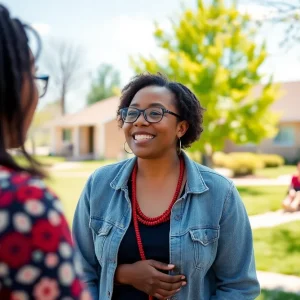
[
  {"xmin": 73, "ymin": 73, "xmax": 260, "ymax": 300},
  {"xmin": 0, "ymin": 5, "xmax": 90, "ymax": 299},
  {"xmin": 282, "ymin": 160, "xmax": 300, "ymax": 212}
]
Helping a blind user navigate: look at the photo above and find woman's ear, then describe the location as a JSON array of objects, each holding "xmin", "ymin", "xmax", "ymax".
[{"xmin": 177, "ymin": 120, "xmax": 189, "ymax": 138}]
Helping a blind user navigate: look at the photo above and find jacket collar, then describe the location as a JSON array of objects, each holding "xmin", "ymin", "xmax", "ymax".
[{"xmin": 110, "ymin": 151, "xmax": 209, "ymax": 194}]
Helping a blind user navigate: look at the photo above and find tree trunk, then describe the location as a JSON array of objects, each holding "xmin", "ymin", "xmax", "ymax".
[
  {"xmin": 61, "ymin": 84, "xmax": 66, "ymax": 115},
  {"xmin": 202, "ymin": 143, "xmax": 213, "ymax": 168},
  {"xmin": 202, "ymin": 154, "xmax": 213, "ymax": 168}
]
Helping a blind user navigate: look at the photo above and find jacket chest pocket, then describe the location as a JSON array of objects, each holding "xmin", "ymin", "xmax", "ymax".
[
  {"xmin": 189, "ymin": 228, "xmax": 219, "ymax": 270},
  {"xmin": 89, "ymin": 218, "xmax": 114, "ymax": 265}
]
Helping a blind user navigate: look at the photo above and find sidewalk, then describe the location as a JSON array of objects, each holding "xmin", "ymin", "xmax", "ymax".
[
  {"xmin": 250, "ymin": 210, "xmax": 300, "ymax": 295},
  {"xmin": 258, "ymin": 271, "xmax": 300, "ymax": 295},
  {"xmin": 232, "ymin": 175, "xmax": 291, "ymax": 186},
  {"xmin": 250, "ymin": 210, "xmax": 300, "ymax": 229}
]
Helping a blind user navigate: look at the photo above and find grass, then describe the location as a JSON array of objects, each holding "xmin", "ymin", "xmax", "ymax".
[
  {"xmin": 255, "ymin": 166, "xmax": 295, "ymax": 179},
  {"xmin": 46, "ymin": 175, "xmax": 88, "ymax": 225},
  {"xmin": 52, "ymin": 159, "xmax": 117, "ymax": 173},
  {"xmin": 253, "ymin": 221, "xmax": 300, "ymax": 276},
  {"xmin": 258, "ymin": 290, "xmax": 300, "ymax": 300},
  {"xmin": 14, "ymin": 155, "xmax": 66, "ymax": 167},
  {"xmin": 237, "ymin": 186, "xmax": 286, "ymax": 216}
]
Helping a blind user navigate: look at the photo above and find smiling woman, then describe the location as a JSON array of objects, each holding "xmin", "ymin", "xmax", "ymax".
[{"xmin": 73, "ymin": 73, "xmax": 260, "ymax": 300}]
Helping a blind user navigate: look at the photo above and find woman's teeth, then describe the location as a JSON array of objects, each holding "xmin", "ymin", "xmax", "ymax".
[{"xmin": 134, "ymin": 134, "xmax": 154, "ymax": 141}]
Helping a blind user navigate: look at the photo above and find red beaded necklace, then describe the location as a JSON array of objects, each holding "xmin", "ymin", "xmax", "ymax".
[{"xmin": 131, "ymin": 156, "xmax": 185, "ymax": 300}]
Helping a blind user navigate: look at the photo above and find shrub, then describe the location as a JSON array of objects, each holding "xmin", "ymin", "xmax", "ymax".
[
  {"xmin": 225, "ymin": 153, "xmax": 264, "ymax": 177},
  {"xmin": 212, "ymin": 152, "xmax": 228, "ymax": 167},
  {"xmin": 258, "ymin": 154, "xmax": 284, "ymax": 168},
  {"xmin": 213, "ymin": 152, "xmax": 265, "ymax": 177}
]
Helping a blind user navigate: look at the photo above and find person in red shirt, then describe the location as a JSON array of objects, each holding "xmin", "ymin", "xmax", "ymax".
[
  {"xmin": 0, "ymin": 5, "xmax": 90, "ymax": 300},
  {"xmin": 282, "ymin": 160, "xmax": 300, "ymax": 212}
]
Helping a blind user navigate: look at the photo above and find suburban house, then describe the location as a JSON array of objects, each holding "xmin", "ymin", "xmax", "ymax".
[
  {"xmin": 49, "ymin": 96, "xmax": 125, "ymax": 160},
  {"xmin": 224, "ymin": 81, "xmax": 300, "ymax": 163},
  {"xmin": 48, "ymin": 81, "xmax": 300, "ymax": 162}
]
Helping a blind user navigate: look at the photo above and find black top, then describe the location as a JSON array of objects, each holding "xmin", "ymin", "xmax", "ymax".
[
  {"xmin": 112, "ymin": 184, "xmax": 186, "ymax": 300},
  {"xmin": 112, "ymin": 220, "xmax": 170, "ymax": 300}
]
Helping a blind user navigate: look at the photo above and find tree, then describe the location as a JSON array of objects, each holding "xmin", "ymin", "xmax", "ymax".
[
  {"xmin": 87, "ymin": 64, "xmax": 121, "ymax": 105},
  {"xmin": 253, "ymin": 0, "xmax": 300, "ymax": 49},
  {"xmin": 28, "ymin": 101, "xmax": 60, "ymax": 155},
  {"xmin": 131, "ymin": 0, "xmax": 281, "ymax": 165},
  {"xmin": 43, "ymin": 39, "xmax": 85, "ymax": 115}
]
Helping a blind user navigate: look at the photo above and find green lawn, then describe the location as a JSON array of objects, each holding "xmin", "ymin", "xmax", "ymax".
[
  {"xmin": 46, "ymin": 175, "xmax": 88, "ymax": 224},
  {"xmin": 258, "ymin": 290, "xmax": 300, "ymax": 300},
  {"xmin": 14, "ymin": 155, "xmax": 66, "ymax": 167},
  {"xmin": 255, "ymin": 166, "xmax": 295, "ymax": 179},
  {"xmin": 52, "ymin": 159, "xmax": 116, "ymax": 173},
  {"xmin": 253, "ymin": 221, "xmax": 300, "ymax": 276},
  {"xmin": 237, "ymin": 186, "xmax": 286, "ymax": 216}
]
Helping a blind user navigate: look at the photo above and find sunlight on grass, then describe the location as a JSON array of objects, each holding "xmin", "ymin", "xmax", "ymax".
[
  {"xmin": 258, "ymin": 290, "xmax": 300, "ymax": 300},
  {"xmin": 46, "ymin": 176, "xmax": 88, "ymax": 225},
  {"xmin": 253, "ymin": 221, "xmax": 300, "ymax": 276},
  {"xmin": 237, "ymin": 186, "xmax": 286, "ymax": 215},
  {"xmin": 53, "ymin": 159, "xmax": 117, "ymax": 173},
  {"xmin": 255, "ymin": 166, "xmax": 295, "ymax": 179}
]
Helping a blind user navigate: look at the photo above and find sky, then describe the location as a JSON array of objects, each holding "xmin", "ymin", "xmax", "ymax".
[{"xmin": 2, "ymin": 0, "xmax": 300, "ymax": 113}]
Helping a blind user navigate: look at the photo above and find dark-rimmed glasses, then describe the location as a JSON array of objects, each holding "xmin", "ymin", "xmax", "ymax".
[
  {"xmin": 119, "ymin": 107, "xmax": 181, "ymax": 123},
  {"xmin": 34, "ymin": 75, "xmax": 49, "ymax": 98}
]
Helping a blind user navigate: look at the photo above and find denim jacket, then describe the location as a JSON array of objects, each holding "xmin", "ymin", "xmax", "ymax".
[{"xmin": 73, "ymin": 152, "xmax": 260, "ymax": 300}]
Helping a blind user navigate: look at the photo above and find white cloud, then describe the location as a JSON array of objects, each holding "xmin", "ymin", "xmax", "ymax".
[{"xmin": 31, "ymin": 23, "xmax": 51, "ymax": 36}]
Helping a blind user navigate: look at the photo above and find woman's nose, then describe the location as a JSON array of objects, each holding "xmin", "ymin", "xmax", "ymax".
[{"xmin": 133, "ymin": 112, "xmax": 149, "ymax": 126}]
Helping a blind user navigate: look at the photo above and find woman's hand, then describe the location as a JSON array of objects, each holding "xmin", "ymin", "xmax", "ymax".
[{"xmin": 115, "ymin": 260, "xmax": 186, "ymax": 299}]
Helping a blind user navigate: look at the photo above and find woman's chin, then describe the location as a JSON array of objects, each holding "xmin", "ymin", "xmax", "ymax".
[{"xmin": 132, "ymin": 149, "xmax": 157, "ymax": 160}]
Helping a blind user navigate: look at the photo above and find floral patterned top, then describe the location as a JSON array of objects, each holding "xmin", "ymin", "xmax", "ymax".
[{"xmin": 0, "ymin": 166, "xmax": 91, "ymax": 300}]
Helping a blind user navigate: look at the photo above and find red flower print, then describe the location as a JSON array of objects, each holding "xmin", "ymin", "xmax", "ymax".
[
  {"xmin": 0, "ymin": 232, "xmax": 31, "ymax": 268},
  {"xmin": 11, "ymin": 173, "xmax": 30, "ymax": 185},
  {"xmin": 60, "ymin": 216, "xmax": 73, "ymax": 245},
  {"xmin": 0, "ymin": 190, "xmax": 14, "ymax": 207},
  {"xmin": 33, "ymin": 277, "xmax": 60, "ymax": 300},
  {"xmin": 71, "ymin": 278, "xmax": 83, "ymax": 297},
  {"xmin": 32, "ymin": 220, "xmax": 60, "ymax": 252},
  {"xmin": 16, "ymin": 186, "xmax": 43, "ymax": 203}
]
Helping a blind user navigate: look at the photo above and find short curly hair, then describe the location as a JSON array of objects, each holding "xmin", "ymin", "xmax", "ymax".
[{"xmin": 118, "ymin": 73, "xmax": 205, "ymax": 149}]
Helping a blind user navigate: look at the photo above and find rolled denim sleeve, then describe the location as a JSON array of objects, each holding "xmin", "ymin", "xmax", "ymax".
[
  {"xmin": 73, "ymin": 175, "xmax": 100, "ymax": 300},
  {"xmin": 211, "ymin": 183, "xmax": 260, "ymax": 300}
]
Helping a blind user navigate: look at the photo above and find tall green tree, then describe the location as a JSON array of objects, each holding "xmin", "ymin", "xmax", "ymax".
[
  {"xmin": 131, "ymin": 0, "xmax": 281, "ymax": 164},
  {"xmin": 87, "ymin": 64, "xmax": 121, "ymax": 105}
]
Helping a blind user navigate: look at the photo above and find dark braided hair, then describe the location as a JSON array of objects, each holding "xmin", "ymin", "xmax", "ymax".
[
  {"xmin": 0, "ymin": 5, "xmax": 44, "ymax": 176},
  {"xmin": 118, "ymin": 73, "xmax": 205, "ymax": 149}
]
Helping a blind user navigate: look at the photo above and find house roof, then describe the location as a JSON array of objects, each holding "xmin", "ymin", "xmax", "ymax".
[
  {"xmin": 49, "ymin": 96, "xmax": 120, "ymax": 127},
  {"xmin": 48, "ymin": 81, "xmax": 300, "ymax": 128},
  {"xmin": 271, "ymin": 81, "xmax": 300, "ymax": 122}
]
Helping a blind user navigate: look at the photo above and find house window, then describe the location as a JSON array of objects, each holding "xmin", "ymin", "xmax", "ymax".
[
  {"xmin": 63, "ymin": 129, "xmax": 72, "ymax": 142},
  {"xmin": 273, "ymin": 127, "xmax": 295, "ymax": 146}
]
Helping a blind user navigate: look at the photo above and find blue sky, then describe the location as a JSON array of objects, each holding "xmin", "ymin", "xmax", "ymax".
[{"xmin": 2, "ymin": 0, "xmax": 300, "ymax": 113}]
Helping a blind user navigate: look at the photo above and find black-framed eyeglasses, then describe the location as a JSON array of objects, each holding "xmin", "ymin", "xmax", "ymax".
[
  {"xmin": 119, "ymin": 107, "xmax": 181, "ymax": 123},
  {"xmin": 34, "ymin": 75, "xmax": 49, "ymax": 98}
]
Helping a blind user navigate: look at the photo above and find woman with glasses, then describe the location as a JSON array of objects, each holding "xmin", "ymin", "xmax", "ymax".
[
  {"xmin": 73, "ymin": 73, "xmax": 260, "ymax": 300},
  {"xmin": 0, "ymin": 5, "xmax": 90, "ymax": 299}
]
